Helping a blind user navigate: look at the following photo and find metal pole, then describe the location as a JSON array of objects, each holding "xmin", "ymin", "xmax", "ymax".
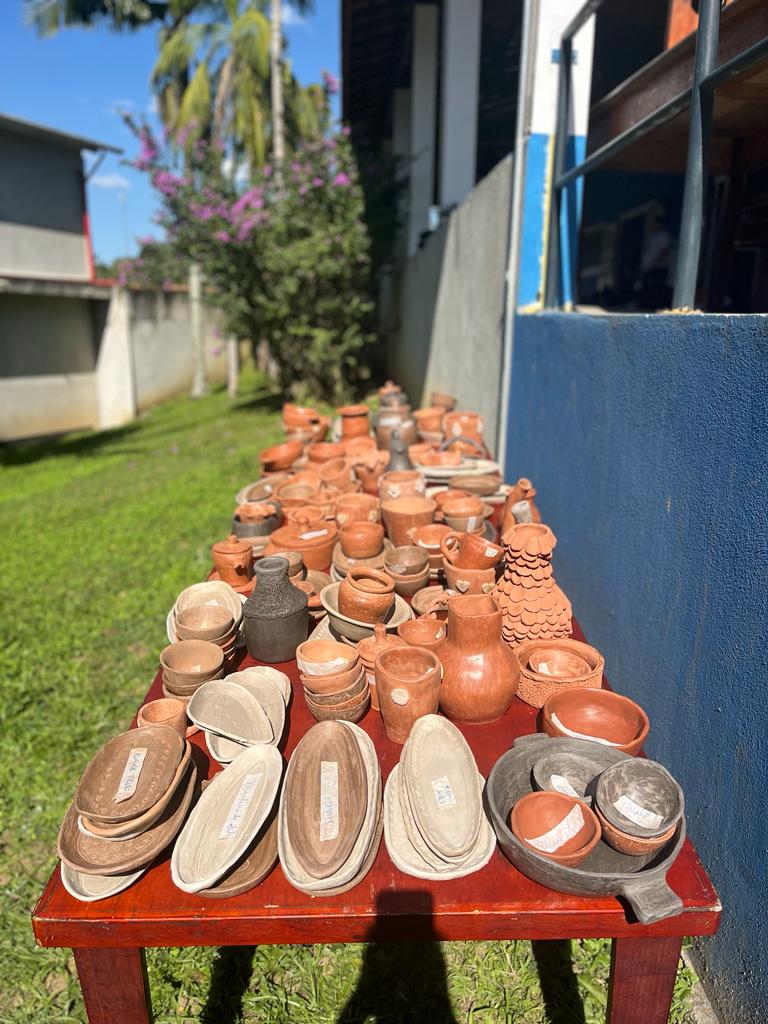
[
  {"xmin": 544, "ymin": 36, "xmax": 572, "ymax": 308},
  {"xmin": 672, "ymin": 0, "xmax": 721, "ymax": 309},
  {"xmin": 189, "ymin": 262, "xmax": 209, "ymax": 398}
]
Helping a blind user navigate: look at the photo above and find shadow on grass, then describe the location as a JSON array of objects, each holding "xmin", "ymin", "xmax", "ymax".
[
  {"xmin": 336, "ymin": 891, "xmax": 458, "ymax": 1024},
  {"xmin": 201, "ymin": 946, "xmax": 256, "ymax": 1024},
  {"xmin": 532, "ymin": 940, "xmax": 587, "ymax": 1024},
  {"xmin": 0, "ymin": 420, "xmax": 143, "ymax": 467}
]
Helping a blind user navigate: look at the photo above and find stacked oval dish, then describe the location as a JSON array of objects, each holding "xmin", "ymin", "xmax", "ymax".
[
  {"xmin": 296, "ymin": 639, "xmax": 369, "ymax": 723},
  {"xmin": 383, "ymin": 715, "xmax": 496, "ymax": 880},
  {"xmin": 58, "ymin": 724, "xmax": 196, "ymax": 902},
  {"xmin": 188, "ymin": 668, "xmax": 290, "ymax": 764},
  {"xmin": 279, "ymin": 720, "xmax": 382, "ymax": 894},
  {"xmin": 171, "ymin": 742, "xmax": 283, "ymax": 897}
]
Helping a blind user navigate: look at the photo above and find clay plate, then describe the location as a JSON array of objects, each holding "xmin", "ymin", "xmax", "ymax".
[
  {"xmin": 59, "ymin": 761, "xmax": 196, "ymax": 875},
  {"xmin": 283, "ymin": 720, "xmax": 367, "ymax": 880},
  {"xmin": 74, "ymin": 725, "xmax": 184, "ymax": 824},
  {"xmin": 199, "ymin": 807, "xmax": 279, "ymax": 898},
  {"xmin": 187, "ymin": 680, "xmax": 273, "ymax": 745},
  {"xmin": 171, "ymin": 744, "xmax": 283, "ymax": 892}
]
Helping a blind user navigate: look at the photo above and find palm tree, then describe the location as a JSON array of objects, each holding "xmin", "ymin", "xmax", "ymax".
[{"xmin": 24, "ymin": 0, "xmax": 169, "ymax": 33}]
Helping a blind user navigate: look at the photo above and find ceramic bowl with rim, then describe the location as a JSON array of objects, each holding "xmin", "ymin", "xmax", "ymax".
[
  {"xmin": 296, "ymin": 639, "xmax": 358, "ymax": 677},
  {"xmin": 160, "ymin": 640, "xmax": 225, "ymax": 688},
  {"xmin": 541, "ymin": 688, "xmax": 650, "ymax": 756},
  {"xmin": 174, "ymin": 605, "xmax": 234, "ymax": 643},
  {"xmin": 595, "ymin": 758, "xmax": 684, "ymax": 839},
  {"xmin": 510, "ymin": 791, "xmax": 601, "ymax": 867},
  {"xmin": 531, "ymin": 750, "xmax": 602, "ymax": 803},
  {"xmin": 595, "ymin": 807, "xmax": 677, "ymax": 856},
  {"xmin": 319, "ymin": 582, "xmax": 413, "ymax": 642},
  {"xmin": 385, "ymin": 545, "xmax": 430, "ymax": 576}
]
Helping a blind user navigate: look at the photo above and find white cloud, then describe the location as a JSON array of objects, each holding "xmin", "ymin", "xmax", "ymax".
[
  {"xmin": 282, "ymin": 4, "xmax": 306, "ymax": 26},
  {"xmin": 91, "ymin": 173, "xmax": 132, "ymax": 190},
  {"xmin": 146, "ymin": 94, "xmax": 160, "ymax": 116}
]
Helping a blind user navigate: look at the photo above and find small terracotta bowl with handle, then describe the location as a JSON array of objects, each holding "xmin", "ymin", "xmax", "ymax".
[{"xmin": 137, "ymin": 697, "xmax": 197, "ymax": 738}]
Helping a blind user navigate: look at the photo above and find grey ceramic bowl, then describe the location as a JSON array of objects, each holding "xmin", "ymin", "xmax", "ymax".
[
  {"xmin": 531, "ymin": 750, "xmax": 601, "ymax": 804},
  {"xmin": 595, "ymin": 759, "xmax": 684, "ymax": 839}
]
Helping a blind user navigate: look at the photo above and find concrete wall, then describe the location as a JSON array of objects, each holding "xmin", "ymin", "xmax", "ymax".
[
  {"xmin": 0, "ymin": 131, "xmax": 89, "ymax": 280},
  {"xmin": 390, "ymin": 154, "xmax": 513, "ymax": 452},
  {"xmin": 505, "ymin": 310, "xmax": 768, "ymax": 1024},
  {"xmin": 0, "ymin": 287, "xmax": 226, "ymax": 441}
]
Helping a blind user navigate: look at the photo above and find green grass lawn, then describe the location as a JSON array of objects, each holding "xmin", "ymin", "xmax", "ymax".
[{"xmin": 0, "ymin": 372, "xmax": 696, "ymax": 1023}]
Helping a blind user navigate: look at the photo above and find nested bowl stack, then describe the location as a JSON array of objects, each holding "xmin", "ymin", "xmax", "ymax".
[
  {"xmin": 296, "ymin": 639, "xmax": 369, "ymax": 722},
  {"xmin": 514, "ymin": 637, "xmax": 605, "ymax": 708}
]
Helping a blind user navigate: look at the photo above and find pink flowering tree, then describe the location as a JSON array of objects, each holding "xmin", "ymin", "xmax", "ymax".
[{"xmin": 123, "ymin": 119, "xmax": 376, "ymax": 402}]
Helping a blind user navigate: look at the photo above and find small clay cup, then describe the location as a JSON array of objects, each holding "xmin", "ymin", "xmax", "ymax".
[
  {"xmin": 380, "ymin": 495, "xmax": 437, "ymax": 547},
  {"xmin": 319, "ymin": 457, "xmax": 356, "ymax": 490},
  {"xmin": 374, "ymin": 646, "xmax": 441, "ymax": 744},
  {"xmin": 510, "ymin": 792, "xmax": 601, "ymax": 867},
  {"xmin": 443, "ymin": 562, "xmax": 497, "ymax": 596},
  {"xmin": 541, "ymin": 689, "xmax": 650, "ymax": 756},
  {"xmin": 159, "ymin": 640, "xmax": 225, "ymax": 688},
  {"xmin": 385, "ymin": 545, "xmax": 430, "ymax": 577},
  {"xmin": 338, "ymin": 567, "xmax": 395, "ymax": 623},
  {"xmin": 335, "ymin": 493, "xmax": 381, "ymax": 526},
  {"xmin": 397, "ymin": 618, "xmax": 447, "ymax": 654},
  {"xmin": 174, "ymin": 604, "xmax": 234, "ymax": 642},
  {"xmin": 137, "ymin": 698, "xmax": 194, "ymax": 739},
  {"xmin": 441, "ymin": 531, "xmax": 503, "ymax": 570},
  {"xmin": 260, "ymin": 441, "xmax": 303, "ymax": 472},
  {"xmin": 339, "ymin": 521, "xmax": 385, "ymax": 560}
]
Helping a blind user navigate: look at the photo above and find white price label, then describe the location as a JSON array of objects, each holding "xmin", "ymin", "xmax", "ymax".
[
  {"xmin": 528, "ymin": 804, "xmax": 585, "ymax": 853},
  {"xmin": 219, "ymin": 771, "xmax": 264, "ymax": 839},
  {"xmin": 319, "ymin": 761, "xmax": 339, "ymax": 841},
  {"xmin": 113, "ymin": 748, "xmax": 148, "ymax": 803}
]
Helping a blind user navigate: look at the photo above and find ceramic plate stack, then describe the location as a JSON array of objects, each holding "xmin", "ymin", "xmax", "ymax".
[
  {"xmin": 171, "ymin": 743, "xmax": 283, "ymax": 897},
  {"xmin": 279, "ymin": 720, "xmax": 382, "ymax": 895},
  {"xmin": 167, "ymin": 581, "xmax": 244, "ymax": 649},
  {"xmin": 383, "ymin": 715, "xmax": 496, "ymax": 880},
  {"xmin": 296, "ymin": 639, "xmax": 369, "ymax": 723},
  {"xmin": 188, "ymin": 669, "xmax": 290, "ymax": 764},
  {"xmin": 58, "ymin": 725, "xmax": 197, "ymax": 902}
]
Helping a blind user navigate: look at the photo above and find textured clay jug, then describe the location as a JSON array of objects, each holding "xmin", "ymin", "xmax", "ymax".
[
  {"xmin": 243, "ymin": 556, "xmax": 308, "ymax": 663},
  {"xmin": 439, "ymin": 595, "xmax": 519, "ymax": 724}
]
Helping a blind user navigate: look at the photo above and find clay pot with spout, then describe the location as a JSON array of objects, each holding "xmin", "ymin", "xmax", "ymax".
[
  {"xmin": 375, "ymin": 646, "xmax": 442, "ymax": 744},
  {"xmin": 211, "ymin": 534, "xmax": 253, "ymax": 586},
  {"xmin": 439, "ymin": 595, "xmax": 519, "ymax": 724},
  {"xmin": 441, "ymin": 531, "xmax": 504, "ymax": 570},
  {"xmin": 338, "ymin": 567, "xmax": 395, "ymax": 623},
  {"xmin": 501, "ymin": 477, "xmax": 542, "ymax": 532},
  {"xmin": 381, "ymin": 495, "xmax": 436, "ymax": 547}
]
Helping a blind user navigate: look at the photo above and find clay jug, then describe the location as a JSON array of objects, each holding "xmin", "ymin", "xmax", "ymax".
[
  {"xmin": 375, "ymin": 646, "xmax": 441, "ymax": 744},
  {"xmin": 439, "ymin": 595, "xmax": 519, "ymax": 724},
  {"xmin": 211, "ymin": 534, "xmax": 253, "ymax": 586},
  {"xmin": 387, "ymin": 428, "xmax": 415, "ymax": 473},
  {"xmin": 243, "ymin": 556, "xmax": 308, "ymax": 663}
]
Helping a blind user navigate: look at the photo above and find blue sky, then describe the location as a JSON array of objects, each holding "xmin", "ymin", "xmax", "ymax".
[{"xmin": 0, "ymin": 2, "xmax": 340, "ymax": 263}]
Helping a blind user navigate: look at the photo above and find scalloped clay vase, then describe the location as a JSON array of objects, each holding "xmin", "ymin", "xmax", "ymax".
[
  {"xmin": 211, "ymin": 534, "xmax": 253, "ymax": 587},
  {"xmin": 243, "ymin": 556, "xmax": 308, "ymax": 663},
  {"xmin": 439, "ymin": 595, "xmax": 519, "ymax": 724},
  {"xmin": 375, "ymin": 646, "xmax": 441, "ymax": 744}
]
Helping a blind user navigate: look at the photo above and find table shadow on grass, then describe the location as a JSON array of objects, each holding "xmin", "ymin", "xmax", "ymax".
[
  {"xmin": 532, "ymin": 940, "xmax": 587, "ymax": 1024},
  {"xmin": 336, "ymin": 891, "xmax": 458, "ymax": 1024}
]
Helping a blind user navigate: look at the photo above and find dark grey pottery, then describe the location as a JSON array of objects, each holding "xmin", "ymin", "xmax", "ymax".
[
  {"xmin": 387, "ymin": 429, "xmax": 415, "ymax": 472},
  {"xmin": 531, "ymin": 750, "xmax": 601, "ymax": 803},
  {"xmin": 243, "ymin": 556, "xmax": 308, "ymax": 663},
  {"xmin": 595, "ymin": 759, "xmax": 684, "ymax": 838},
  {"xmin": 232, "ymin": 500, "xmax": 283, "ymax": 539},
  {"xmin": 485, "ymin": 734, "xmax": 686, "ymax": 924}
]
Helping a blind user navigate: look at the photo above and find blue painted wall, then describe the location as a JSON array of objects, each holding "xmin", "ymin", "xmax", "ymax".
[{"xmin": 505, "ymin": 312, "xmax": 768, "ymax": 1024}]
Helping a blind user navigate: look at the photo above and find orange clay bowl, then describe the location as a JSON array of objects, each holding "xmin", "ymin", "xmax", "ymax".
[
  {"xmin": 174, "ymin": 605, "xmax": 235, "ymax": 643},
  {"xmin": 300, "ymin": 659, "xmax": 364, "ymax": 696},
  {"xmin": 541, "ymin": 688, "xmax": 650, "ymax": 756},
  {"xmin": 305, "ymin": 681, "xmax": 370, "ymax": 714},
  {"xmin": 595, "ymin": 808, "xmax": 676, "ymax": 857},
  {"xmin": 307, "ymin": 442, "xmax": 346, "ymax": 464},
  {"xmin": 385, "ymin": 545, "xmax": 430, "ymax": 576},
  {"xmin": 260, "ymin": 441, "xmax": 303, "ymax": 472},
  {"xmin": 159, "ymin": 640, "xmax": 225, "ymax": 687},
  {"xmin": 510, "ymin": 791, "xmax": 601, "ymax": 867},
  {"xmin": 339, "ymin": 521, "xmax": 385, "ymax": 560},
  {"xmin": 302, "ymin": 666, "xmax": 367, "ymax": 705},
  {"xmin": 296, "ymin": 639, "xmax": 358, "ymax": 677}
]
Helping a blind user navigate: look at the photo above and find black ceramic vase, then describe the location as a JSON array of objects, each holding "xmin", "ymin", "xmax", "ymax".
[{"xmin": 243, "ymin": 556, "xmax": 308, "ymax": 663}]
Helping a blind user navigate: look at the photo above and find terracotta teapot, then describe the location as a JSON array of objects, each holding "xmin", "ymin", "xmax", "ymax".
[
  {"xmin": 439, "ymin": 595, "xmax": 519, "ymax": 724},
  {"xmin": 440, "ymin": 531, "xmax": 504, "ymax": 570},
  {"xmin": 211, "ymin": 534, "xmax": 253, "ymax": 586}
]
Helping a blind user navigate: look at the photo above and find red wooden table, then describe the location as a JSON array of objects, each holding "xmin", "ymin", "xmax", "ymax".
[{"xmin": 32, "ymin": 622, "xmax": 720, "ymax": 1024}]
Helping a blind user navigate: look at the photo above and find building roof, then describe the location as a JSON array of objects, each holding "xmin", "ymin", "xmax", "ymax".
[{"xmin": 0, "ymin": 113, "xmax": 122, "ymax": 154}]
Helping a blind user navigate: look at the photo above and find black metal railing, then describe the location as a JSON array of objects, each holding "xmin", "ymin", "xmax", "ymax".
[{"xmin": 544, "ymin": 0, "xmax": 768, "ymax": 310}]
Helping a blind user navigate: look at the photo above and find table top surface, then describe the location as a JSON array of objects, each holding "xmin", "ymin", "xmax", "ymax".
[{"xmin": 32, "ymin": 622, "xmax": 721, "ymax": 950}]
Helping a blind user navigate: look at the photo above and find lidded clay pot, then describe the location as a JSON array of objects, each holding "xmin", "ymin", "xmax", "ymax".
[
  {"xmin": 439, "ymin": 595, "xmax": 519, "ymax": 724},
  {"xmin": 338, "ymin": 567, "xmax": 395, "ymax": 624},
  {"xmin": 357, "ymin": 622, "xmax": 407, "ymax": 711},
  {"xmin": 243, "ymin": 556, "xmax": 309, "ymax": 663},
  {"xmin": 211, "ymin": 534, "xmax": 253, "ymax": 586},
  {"xmin": 375, "ymin": 646, "xmax": 442, "ymax": 744}
]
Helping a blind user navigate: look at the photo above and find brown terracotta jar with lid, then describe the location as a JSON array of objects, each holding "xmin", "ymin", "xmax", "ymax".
[
  {"xmin": 211, "ymin": 534, "xmax": 253, "ymax": 586},
  {"xmin": 439, "ymin": 595, "xmax": 519, "ymax": 724}
]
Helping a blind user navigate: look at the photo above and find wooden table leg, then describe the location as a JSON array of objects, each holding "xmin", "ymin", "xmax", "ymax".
[
  {"xmin": 606, "ymin": 936, "xmax": 683, "ymax": 1024},
  {"xmin": 74, "ymin": 947, "xmax": 152, "ymax": 1024}
]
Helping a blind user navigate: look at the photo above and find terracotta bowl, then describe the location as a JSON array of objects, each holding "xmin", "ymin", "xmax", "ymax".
[
  {"xmin": 339, "ymin": 521, "xmax": 385, "ymax": 560},
  {"xmin": 541, "ymin": 689, "xmax": 650, "ymax": 756},
  {"xmin": 260, "ymin": 441, "xmax": 303, "ymax": 472},
  {"xmin": 531, "ymin": 751, "xmax": 601, "ymax": 803},
  {"xmin": 174, "ymin": 582, "xmax": 243, "ymax": 626},
  {"xmin": 385, "ymin": 563, "xmax": 430, "ymax": 598},
  {"xmin": 397, "ymin": 617, "xmax": 447, "ymax": 651},
  {"xmin": 304, "ymin": 689, "xmax": 370, "ymax": 723},
  {"xmin": 296, "ymin": 639, "xmax": 358, "ymax": 677},
  {"xmin": 302, "ymin": 666, "xmax": 367, "ymax": 706},
  {"xmin": 307, "ymin": 442, "xmax": 346, "ymax": 464},
  {"xmin": 319, "ymin": 457, "xmax": 356, "ymax": 489},
  {"xmin": 595, "ymin": 759, "xmax": 684, "ymax": 838},
  {"xmin": 448, "ymin": 473, "xmax": 502, "ymax": 496},
  {"xmin": 385, "ymin": 545, "xmax": 430, "ymax": 577},
  {"xmin": 174, "ymin": 605, "xmax": 234, "ymax": 643},
  {"xmin": 411, "ymin": 585, "xmax": 450, "ymax": 617},
  {"xmin": 529, "ymin": 648, "xmax": 592, "ymax": 677},
  {"xmin": 595, "ymin": 808, "xmax": 676, "ymax": 856},
  {"xmin": 160, "ymin": 640, "xmax": 225, "ymax": 687},
  {"xmin": 510, "ymin": 791, "xmax": 601, "ymax": 867},
  {"xmin": 416, "ymin": 449, "xmax": 462, "ymax": 468},
  {"xmin": 300, "ymin": 659, "xmax": 363, "ymax": 696}
]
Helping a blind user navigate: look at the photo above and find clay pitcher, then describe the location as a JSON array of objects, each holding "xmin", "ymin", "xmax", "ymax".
[
  {"xmin": 375, "ymin": 646, "xmax": 442, "ymax": 744},
  {"xmin": 211, "ymin": 534, "xmax": 253, "ymax": 586},
  {"xmin": 501, "ymin": 477, "xmax": 541, "ymax": 532},
  {"xmin": 439, "ymin": 595, "xmax": 519, "ymax": 724}
]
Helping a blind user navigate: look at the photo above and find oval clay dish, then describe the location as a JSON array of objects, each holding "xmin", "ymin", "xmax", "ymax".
[
  {"xmin": 401, "ymin": 715, "xmax": 482, "ymax": 860},
  {"xmin": 171, "ymin": 744, "xmax": 283, "ymax": 893},
  {"xmin": 485, "ymin": 735, "xmax": 686, "ymax": 925},
  {"xmin": 226, "ymin": 666, "xmax": 292, "ymax": 706},
  {"xmin": 74, "ymin": 725, "xmax": 184, "ymax": 824},
  {"xmin": 283, "ymin": 720, "xmax": 367, "ymax": 880},
  {"xmin": 187, "ymin": 681, "xmax": 273, "ymax": 746},
  {"xmin": 60, "ymin": 862, "xmax": 146, "ymax": 903},
  {"xmin": 59, "ymin": 761, "xmax": 196, "ymax": 876},
  {"xmin": 199, "ymin": 806, "xmax": 279, "ymax": 899}
]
